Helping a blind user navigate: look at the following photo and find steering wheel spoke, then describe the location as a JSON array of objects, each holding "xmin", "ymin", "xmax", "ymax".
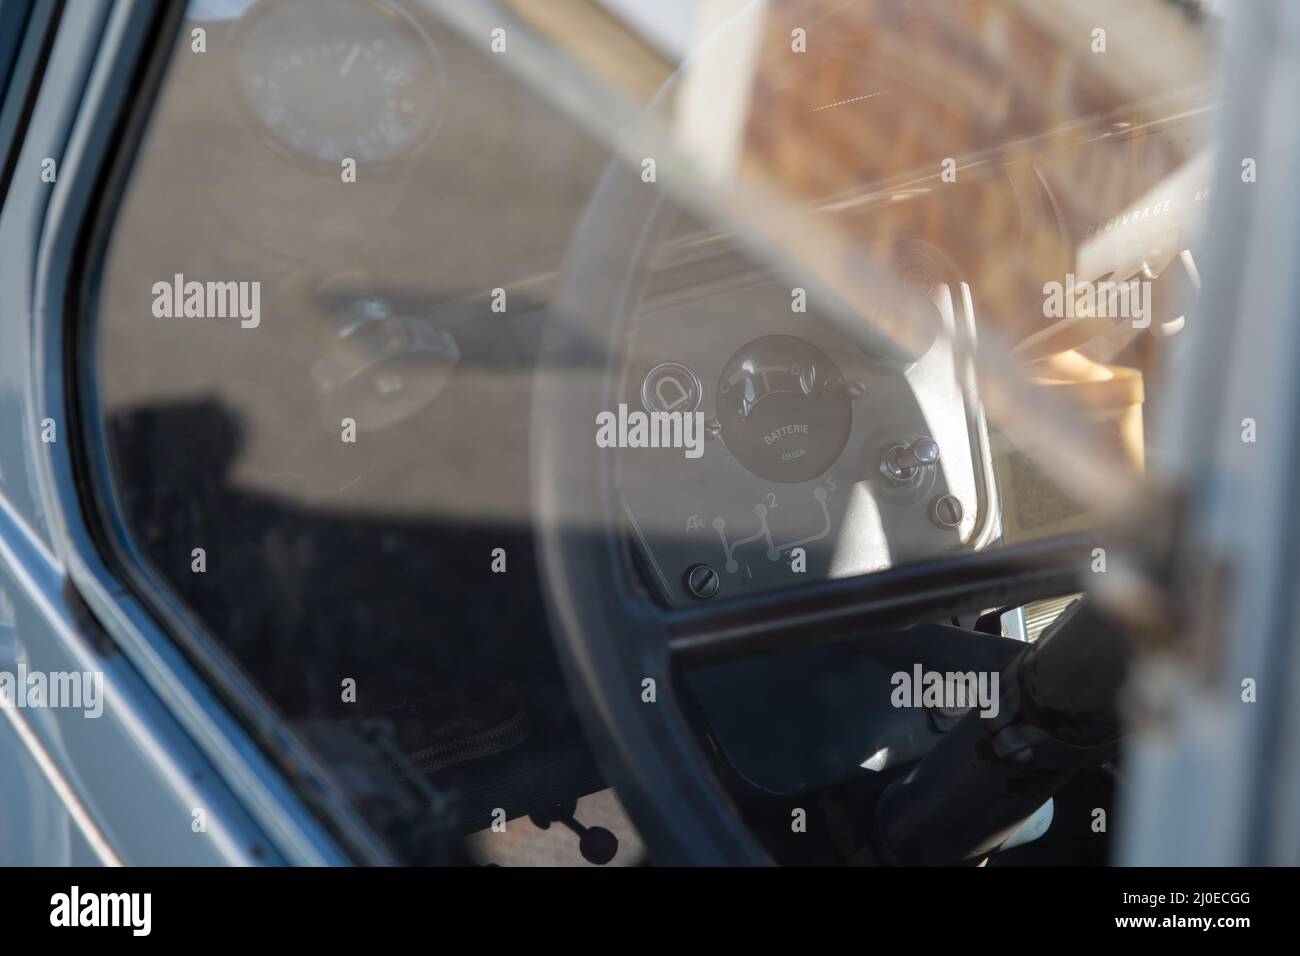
[{"xmin": 663, "ymin": 533, "xmax": 1099, "ymax": 667}]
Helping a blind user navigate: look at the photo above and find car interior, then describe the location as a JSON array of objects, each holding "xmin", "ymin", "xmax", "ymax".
[{"xmin": 79, "ymin": 0, "xmax": 1221, "ymax": 865}]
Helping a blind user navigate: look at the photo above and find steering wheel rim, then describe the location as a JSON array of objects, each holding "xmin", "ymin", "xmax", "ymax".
[{"xmin": 530, "ymin": 154, "xmax": 772, "ymax": 865}]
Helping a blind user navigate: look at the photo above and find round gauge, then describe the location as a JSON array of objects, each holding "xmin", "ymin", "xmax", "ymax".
[
  {"xmin": 237, "ymin": 0, "xmax": 445, "ymax": 167},
  {"xmin": 716, "ymin": 336, "xmax": 853, "ymax": 484}
]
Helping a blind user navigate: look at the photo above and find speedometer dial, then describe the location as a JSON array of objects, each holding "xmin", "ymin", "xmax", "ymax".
[{"xmin": 237, "ymin": 0, "xmax": 445, "ymax": 167}]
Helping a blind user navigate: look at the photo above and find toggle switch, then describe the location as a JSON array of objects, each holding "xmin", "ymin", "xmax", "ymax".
[{"xmin": 882, "ymin": 437, "xmax": 940, "ymax": 481}]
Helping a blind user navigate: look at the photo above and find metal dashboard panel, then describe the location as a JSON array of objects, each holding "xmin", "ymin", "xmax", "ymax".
[{"xmin": 618, "ymin": 258, "xmax": 998, "ymax": 607}]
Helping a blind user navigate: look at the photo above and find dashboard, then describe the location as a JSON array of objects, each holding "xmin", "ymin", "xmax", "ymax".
[
  {"xmin": 140, "ymin": 0, "xmax": 1196, "ymax": 615},
  {"xmin": 171, "ymin": 0, "xmax": 1009, "ymax": 609},
  {"xmin": 134, "ymin": 0, "xmax": 1003, "ymax": 612},
  {"xmin": 617, "ymin": 234, "xmax": 998, "ymax": 606}
]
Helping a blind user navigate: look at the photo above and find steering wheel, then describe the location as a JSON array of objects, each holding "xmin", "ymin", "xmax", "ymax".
[
  {"xmin": 520, "ymin": 0, "xmax": 1202, "ymax": 860},
  {"xmin": 527, "ymin": 134, "xmax": 1099, "ymax": 863}
]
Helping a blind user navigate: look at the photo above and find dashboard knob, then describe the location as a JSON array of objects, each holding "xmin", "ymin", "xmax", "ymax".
[{"xmin": 883, "ymin": 437, "xmax": 940, "ymax": 480}]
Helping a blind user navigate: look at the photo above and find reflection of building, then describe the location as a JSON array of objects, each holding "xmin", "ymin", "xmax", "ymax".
[
  {"xmin": 725, "ymin": 0, "xmax": 1214, "ymax": 538},
  {"xmin": 739, "ymin": 0, "xmax": 1213, "ymax": 343},
  {"xmin": 512, "ymin": 0, "xmax": 1212, "ymax": 302}
]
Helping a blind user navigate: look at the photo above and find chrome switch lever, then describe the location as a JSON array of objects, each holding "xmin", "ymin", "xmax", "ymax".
[{"xmin": 883, "ymin": 437, "xmax": 940, "ymax": 480}]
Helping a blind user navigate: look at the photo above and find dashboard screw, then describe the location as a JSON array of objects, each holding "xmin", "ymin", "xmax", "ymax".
[
  {"xmin": 684, "ymin": 563, "xmax": 720, "ymax": 599},
  {"xmin": 931, "ymin": 494, "xmax": 963, "ymax": 528}
]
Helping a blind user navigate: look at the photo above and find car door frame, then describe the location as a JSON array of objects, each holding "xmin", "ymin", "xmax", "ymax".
[{"xmin": 1, "ymin": 0, "xmax": 383, "ymax": 866}]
